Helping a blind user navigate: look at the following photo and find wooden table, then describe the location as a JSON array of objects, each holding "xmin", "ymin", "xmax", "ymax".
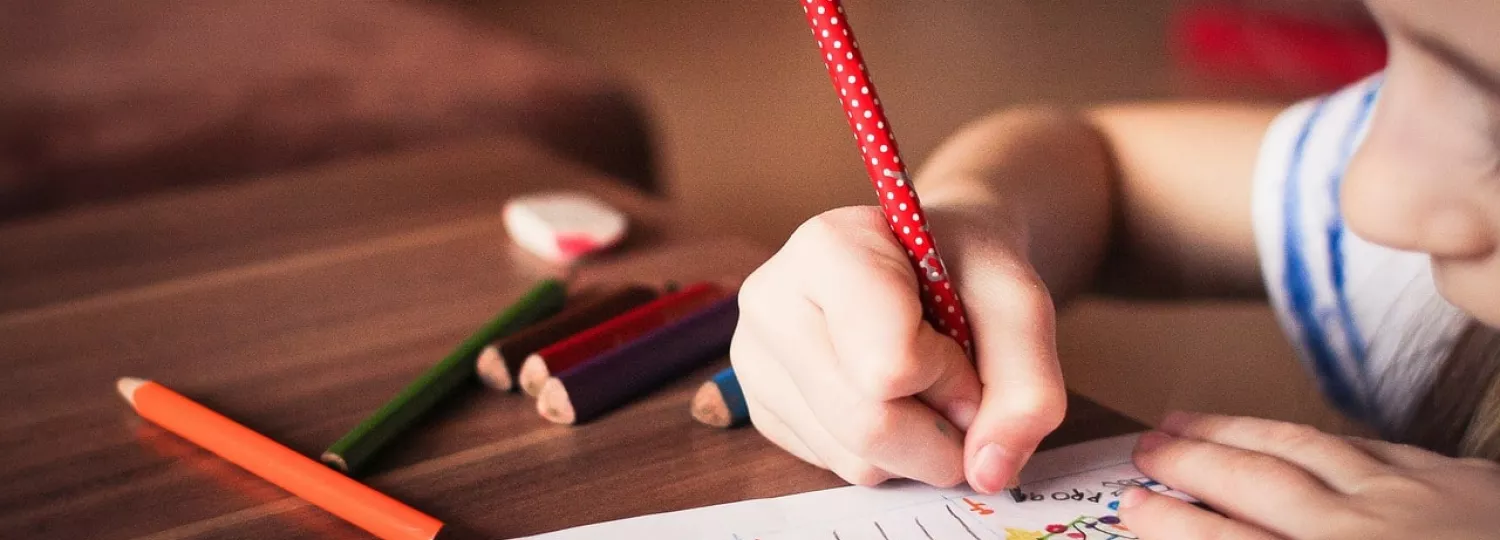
[{"xmin": 0, "ymin": 138, "xmax": 1143, "ymax": 540}]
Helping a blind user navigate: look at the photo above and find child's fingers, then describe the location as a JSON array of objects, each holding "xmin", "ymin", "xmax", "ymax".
[
  {"xmin": 741, "ymin": 391, "xmax": 825, "ymax": 469},
  {"xmin": 1117, "ymin": 487, "xmax": 1280, "ymax": 540},
  {"xmin": 957, "ymin": 261, "xmax": 1067, "ymax": 494},
  {"xmin": 1158, "ymin": 411, "xmax": 1387, "ymax": 491},
  {"xmin": 780, "ymin": 206, "xmax": 985, "ymax": 436},
  {"xmin": 1341, "ymin": 436, "xmax": 1450, "ymax": 469},
  {"xmin": 737, "ymin": 206, "xmax": 987, "ymax": 487},
  {"xmin": 761, "ymin": 303, "xmax": 967, "ymax": 487},
  {"xmin": 731, "ymin": 330, "xmax": 894, "ymax": 486},
  {"xmin": 790, "ymin": 206, "xmax": 941, "ymax": 401},
  {"xmin": 1131, "ymin": 431, "xmax": 1344, "ymax": 537}
]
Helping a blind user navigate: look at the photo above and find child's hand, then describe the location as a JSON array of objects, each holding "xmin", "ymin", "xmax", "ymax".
[
  {"xmin": 730, "ymin": 205, "xmax": 1065, "ymax": 493},
  {"xmin": 1122, "ymin": 411, "xmax": 1500, "ymax": 539}
]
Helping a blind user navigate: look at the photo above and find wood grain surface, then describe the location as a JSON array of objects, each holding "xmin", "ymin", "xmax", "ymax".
[{"xmin": 0, "ymin": 138, "xmax": 1142, "ymax": 540}]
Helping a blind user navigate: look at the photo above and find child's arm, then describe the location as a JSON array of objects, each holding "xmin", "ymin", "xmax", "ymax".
[
  {"xmin": 730, "ymin": 102, "xmax": 1283, "ymax": 494},
  {"xmin": 916, "ymin": 103, "xmax": 1281, "ymax": 303}
]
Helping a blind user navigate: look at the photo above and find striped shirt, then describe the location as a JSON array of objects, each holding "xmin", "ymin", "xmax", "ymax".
[{"xmin": 1251, "ymin": 74, "xmax": 1470, "ymax": 433}]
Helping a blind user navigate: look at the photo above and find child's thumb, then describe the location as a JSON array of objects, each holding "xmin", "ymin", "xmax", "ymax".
[{"xmin": 958, "ymin": 273, "xmax": 1067, "ymax": 494}]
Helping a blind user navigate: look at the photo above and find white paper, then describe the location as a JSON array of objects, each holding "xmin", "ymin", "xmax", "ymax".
[{"xmin": 525, "ymin": 433, "xmax": 1193, "ymax": 540}]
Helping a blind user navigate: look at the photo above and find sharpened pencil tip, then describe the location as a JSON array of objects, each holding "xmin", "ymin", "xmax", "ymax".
[
  {"xmin": 691, "ymin": 381, "xmax": 730, "ymax": 428},
  {"xmin": 536, "ymin": 378, "xmax": 576, "ymax": 425},
  {"xmin": 1008, "ymin": 487, "xmax": 1025, "ymax": 503},
  {"xmin": 475, "ymin": 345, "xmax": 511, "ymax": 391},
  {"xmin": 116, "ymin": 377, "xmax": 147, "ymax": 405},
  {"xmin": 518, "ymin": 355, "xmax": 549, "ymax": 397},
  {"xmin": 321, "ymin": 452, "xmax": 349, "ymax": 472}
]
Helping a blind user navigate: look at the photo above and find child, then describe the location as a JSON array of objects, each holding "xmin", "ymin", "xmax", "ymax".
[{"xmin": 729, "ymin": 0, "xmax": 1500, "ymax": 537}]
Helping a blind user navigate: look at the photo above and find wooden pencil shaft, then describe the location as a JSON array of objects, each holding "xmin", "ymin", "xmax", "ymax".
[
  {"xmin": 798, "ymin": 0, "xmax": 976, "ymax": 354},
  {"xmin": 324, "ymin": 279, "xmax": 566, "ymax": 474},
  {"xmin": 556, "ymin": 296, "xmax": 738, "ymax": 423},
  {"xmin": 493, "ymin": 285, "xmax": 657, "ymax": 378},
  {"xmin": 711, "ymin": 367, "xmax": 749, "ymax": 427},
  {"xmin": 518, "ymin": 356, "xmax": 554, "ymax": 396},
  {"xmin": 690, "ymin": 381, "xmax": 729, "ymax": 427},
  {"xmin": 126, "ymin": 381, "xmax": 444, "ymax": 540},
  {"xmin": 531, "ymin": 282, "xmax": 723, "ymax": 374}
]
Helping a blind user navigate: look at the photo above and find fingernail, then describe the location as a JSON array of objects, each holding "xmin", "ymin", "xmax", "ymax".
[
  {"xmin": 946, "ymin": 399, "xmax": 978, "ymax": 432},
  {"xmin": 1136, "ymin": 430, "xmax": 1172, "ymax": 453},
  {"xmin": 1118, "ymin": 487, "xmax": 1149, "ymax": 509},
  {"xmin": 968, "ymin": 443, "xmax": 1019, "ymax": 494}
]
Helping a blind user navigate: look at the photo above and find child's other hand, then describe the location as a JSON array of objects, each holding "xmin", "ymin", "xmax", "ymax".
[
  {"xmin": 730, "ymin": 205, "xmax": 1065, "ymax": 493},
  {"xmin": 1122, "ymin": 411, "xmax": 1500, "ymax": 539}
]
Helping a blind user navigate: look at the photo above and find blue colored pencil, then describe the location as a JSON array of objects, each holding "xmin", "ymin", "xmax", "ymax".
[{"xmin": 691, "ymin": 367, "xmax": 749, "ymax": 428}]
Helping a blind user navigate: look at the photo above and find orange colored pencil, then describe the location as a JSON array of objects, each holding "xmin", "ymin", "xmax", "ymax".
[{"xmin": 116, "ymin": 377, "xmax": 463, "ymax": 540}]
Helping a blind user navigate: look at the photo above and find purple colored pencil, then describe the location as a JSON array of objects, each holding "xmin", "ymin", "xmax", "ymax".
[{"xmin": 536, "ymin": 296, "xmax": 738, "ymax": 424}]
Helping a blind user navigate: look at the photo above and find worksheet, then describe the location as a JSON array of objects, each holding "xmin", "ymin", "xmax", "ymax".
[{"xmin": 527, "ymin": 433, "xmax": 1192, "ymax": 540}]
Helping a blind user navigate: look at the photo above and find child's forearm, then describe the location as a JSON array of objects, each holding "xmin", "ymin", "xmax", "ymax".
[
  {"xmin": 916, "ymin": 107, "xmax": 1113, "ymax": 302},
  {"xmin": 916, "ymin": 104, "xmax": 1279, "ymax": 302}
]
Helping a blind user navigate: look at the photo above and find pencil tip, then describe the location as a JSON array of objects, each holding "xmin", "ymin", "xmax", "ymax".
[
  {"xmin": 321, "ymin": 452, "xmax": 349, "ymax": 473},
  {"xmin": 116, "ymin": 377, "xmax": 146, "ymax": 405},
  {"xmin": 475, "ymin": 346, "xmax": 511, "ymax": 391},
  {"xmin": 690, "ymin": 381, "xmax": 729, "ymax": 428},
  {"xmin": 1008, "ymin": 487, "xmax": 1025, "ymax": 503},
  {"xmin": 536, "ymin": 378, "xmax": 576, "ymax": 425},
  {"xmin": 518, "ymin": 355, "xmax": 548, "ymax": 397}
]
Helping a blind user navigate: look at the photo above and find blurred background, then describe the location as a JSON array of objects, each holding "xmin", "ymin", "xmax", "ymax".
[{"xmin": 2, "ymin": 0, "xmax": 1383, "ymax": 432}]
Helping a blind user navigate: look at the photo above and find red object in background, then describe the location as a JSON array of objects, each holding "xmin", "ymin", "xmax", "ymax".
[
  {"xmin": 797, "ymin": 0, "xmax": 974, "ymax": 355},
  {"xmin": 1172, "ymin": 2, "xmax": 1387, "ymax": 92}
]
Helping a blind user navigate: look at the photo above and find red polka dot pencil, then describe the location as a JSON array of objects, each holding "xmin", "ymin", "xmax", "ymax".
[
  {"xmin": 800, "ymin": 0, "xmax": 1027, "ymax": 500},
  {"xmin": 796, "ymin": 0, "xmax": 972, "ymax": 354}
]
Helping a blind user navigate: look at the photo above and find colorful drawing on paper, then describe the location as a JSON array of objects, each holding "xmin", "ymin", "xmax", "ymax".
[
  {"xmin": 525, "ymin": 434, "xmax": 1193, "ymax": 540},
  {"xmin": 1037, "ymin": 515, "xmax": 1136, "ymax": 540},
  {"xmin": 739, "ymin": 448, "xmax": 1202, "ymax": 540}
]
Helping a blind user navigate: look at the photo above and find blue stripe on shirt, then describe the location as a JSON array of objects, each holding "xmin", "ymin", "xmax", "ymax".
[
  {"xmin": 1283, "ymin": 97, "xmax": 1364, "ymax": 419},
  {"xmin": 1326, "ymin": 81, "xmax": 1382, "ymax": 380}
]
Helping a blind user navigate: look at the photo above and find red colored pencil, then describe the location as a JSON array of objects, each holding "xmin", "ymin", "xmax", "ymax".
[
  {"xmin": 475, "ymin": 284, "xmax": 658, "ymax": 392},
  {"xmin": 797, "ymin": 0, "xmax": 973, "ymax": 354},
  {"xmin": 517, "ymin": 282, "xmax": 725, "ymax": 396}
]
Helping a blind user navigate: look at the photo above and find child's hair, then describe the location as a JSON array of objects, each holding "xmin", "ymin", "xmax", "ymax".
[{"xmin": 1399, "ymin": 323, "xmax": 1500, "ymax": 460}]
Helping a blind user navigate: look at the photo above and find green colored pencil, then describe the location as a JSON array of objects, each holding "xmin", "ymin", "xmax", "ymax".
[{"xmin": 322, "ymin": 279, "xmax": 566, "ymax": 474}]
